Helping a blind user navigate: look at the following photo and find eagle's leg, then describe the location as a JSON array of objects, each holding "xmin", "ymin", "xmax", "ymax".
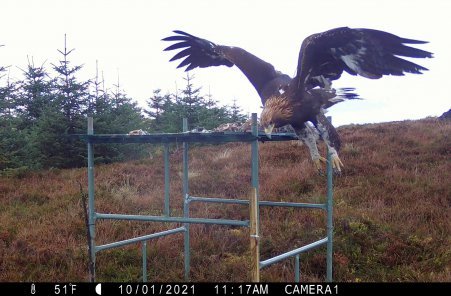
[
  {"xmin": 315, "ymin": 113, "xmax": 344, "ymax": 174},
  {"xmin": 294, "ymin": 124, "xmax": 327, "ymax": 174}
]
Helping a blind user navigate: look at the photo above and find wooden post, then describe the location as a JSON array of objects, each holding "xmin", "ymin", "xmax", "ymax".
[{"xmin": 250, "ymin": 187, "xmax": 260, "ymax": 282}]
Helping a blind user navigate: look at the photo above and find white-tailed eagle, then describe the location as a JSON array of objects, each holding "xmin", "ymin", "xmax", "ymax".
[{"xmin": 162, "ymin": 27, "xmax": 432, "ymax": 173}]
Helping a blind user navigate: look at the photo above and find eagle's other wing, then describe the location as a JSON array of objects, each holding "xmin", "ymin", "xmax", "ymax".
[
  {"xmin": 162, "ymin": 31, "xmax": 234, "ymax": 70},
  {"xmin": 294, "ymin": 27, "xmax": 433, "ymax": 92},
  {"xmin": 162, "ymin": 30, "xmax": 282, "ymax": 100}
]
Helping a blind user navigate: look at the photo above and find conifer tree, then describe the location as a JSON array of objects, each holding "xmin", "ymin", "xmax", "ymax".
[
  {"xmin": 102, "ymin": 75, "xmax": 147, "ymax": 161},
  {"xmin": 33, "ymin": 34, "xmax": 89, "ymax": 168},
  {"xmin": 145, "ymin": 74, "xmax": 249, "ymax": 132},
  {"xmin": 16, "ymin": 57, "xmax": 55, "ymax": 127},
  {"xmin": 52, "ymin": 34, "xmax": 89, "ymax": 134},
  {"xmin": 0, "ymin": 59, "xmax": 26, "ymax": 170},
  {"xmin": 145, "ymin": 89, "xmax": 173, "ymax": 131},
  {"xmin": 107, "ymin": 74, "xmax": 144, "ymax": 133},
  {"xmin": 157, "ymin": 93, "xmax": 182, "ymax": 133},
  {"xmin": 145, "ymin": 89, "xmax": 164, "ymax": 122},
  {"xmin": 0, "ymin": 67, "xmax": 15, "ymax": 119},
  {"xmin": 87, "ymin": 60, "xmax": 107, "ymax": 116},
  {"xmin": 178, "ymin": 73, "xmax": 204, "ymax": 128},
  {"xmin": 229, "ymin": 99, "xmax": 247, "ymax": 123},
  {"xmin": 87, "ymin": 62, "xmax": 112, "ymax": 132}
]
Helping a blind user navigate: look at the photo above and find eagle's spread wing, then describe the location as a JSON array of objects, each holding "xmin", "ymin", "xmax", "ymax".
[
  {"xmin": 162, "ymin": 31, "xmax": 282, "ymax": 101},
  {"xmin": 162, "ymin": 31, "xmax": 233, "ymax": 70},
  {"xmin": 294, "ymin": 27, "xmax": 433, "ymax": 92}
]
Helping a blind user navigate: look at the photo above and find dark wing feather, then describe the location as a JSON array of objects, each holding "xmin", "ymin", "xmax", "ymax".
[
  {"xmin": 162, "ymin": 30, "xmax": 233, "ymax": 69},
  {"xmin": 162, "ymin": 30, "xmax": 282, "ymax": 99},
  {"xmin": 294, "ymin": 27, "xmax": 433, "ymax": 92}
]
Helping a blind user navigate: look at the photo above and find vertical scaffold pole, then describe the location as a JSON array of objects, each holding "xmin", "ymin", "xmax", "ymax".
[
  {"xmin": 142, "ymin": 241, "xmax": 147, "ymax": 282},
  {"xmin": 295, "ymin": 254, "xmax": 300, "ymax": 282},
  {"xmin": 182, "ymin": 118, "xmax": 190, "ymax": 281},
  {"xmin": 250, "ymin": 113, "xmax": 259, "ymax": 207},
  {"xmin": 326, "ymin": 116, "xmax": 334, "ymax": 282},
  {"xmin": 164, "ymin": 143, "xmax": 170, "ymax": 216},
  {"xmin": 87, "ymin": 117, "xmax": 96, "ymax": 281},
  {"xmin": 250, "ymin": 113, "xmax": 260, "ymax": 282},
  {"xmin": 250, "ymin": 188, "xmax": 260, "ymax": 282}
]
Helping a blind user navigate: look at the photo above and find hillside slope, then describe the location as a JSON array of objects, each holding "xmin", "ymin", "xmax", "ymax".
[{"xmin": 0, "ymin": 118, "xmax": 449, "ymax": 282}]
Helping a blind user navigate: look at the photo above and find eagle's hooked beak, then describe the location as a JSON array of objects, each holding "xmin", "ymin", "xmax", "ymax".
[{"xmin": 264, "ymin": 124, "xmax": 275, "ymax": 139}]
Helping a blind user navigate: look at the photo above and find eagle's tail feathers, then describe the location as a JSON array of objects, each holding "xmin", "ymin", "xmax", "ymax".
[{"xmin": 323, "ymin": 87, "xmax": 361, "ymax": 109}]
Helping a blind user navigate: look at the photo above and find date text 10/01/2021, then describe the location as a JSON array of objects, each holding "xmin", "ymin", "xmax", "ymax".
[
  {"xmin": 117, "ymin": 284, "xmax": 338, "ymax": 295},
  {"xmin": 116, "ymin": 284, "xmax": 338, "ymax": 295}
]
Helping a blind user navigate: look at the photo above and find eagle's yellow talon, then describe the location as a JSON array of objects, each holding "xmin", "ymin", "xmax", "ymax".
[
  {"xmin": 313, "ymin": 156, "xmax": 327, "ymax": 172},
  {"xmin": 331, "ymin": 155, "xmax": 344, "ymax": 173}
]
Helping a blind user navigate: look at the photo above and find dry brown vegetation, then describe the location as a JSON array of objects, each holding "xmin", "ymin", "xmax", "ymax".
[{"xmin": 0, "ymin": 118, "xmax": 450, "ymax": 282}]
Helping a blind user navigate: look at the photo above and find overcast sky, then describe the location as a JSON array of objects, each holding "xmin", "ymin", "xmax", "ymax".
[{"xmin": 1, "ymin": 0, "xmax": 449, "ymax": 126}]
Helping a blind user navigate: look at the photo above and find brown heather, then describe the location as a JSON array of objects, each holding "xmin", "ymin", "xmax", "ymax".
[{"xmin": 0, "ymin": 118, "xmax": 449, "ymax": 282}]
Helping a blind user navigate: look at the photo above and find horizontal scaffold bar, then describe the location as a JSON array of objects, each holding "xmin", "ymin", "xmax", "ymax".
[
  {"xmin": 75, "ymin": 132, "xmax": 298, "ymax": 144},
  {"xmin": 260, "ymin": 237, "xmax": 328, "ymax": 269},
  {"xmin": 96, "ymin": 213, "xmax": 249, "ymax": 227},
  {"xmin": 95, "ymin": 227, "xmax": 186, "ymax": 252},
  {"xmin": 188, "ymin": 196, "xmax": 327, "ymax": 210}
]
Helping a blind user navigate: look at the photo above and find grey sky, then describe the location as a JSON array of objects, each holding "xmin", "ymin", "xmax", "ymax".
[{"xmin": 1, "ymin": 0, "xmax": 449, "ymax": 126}]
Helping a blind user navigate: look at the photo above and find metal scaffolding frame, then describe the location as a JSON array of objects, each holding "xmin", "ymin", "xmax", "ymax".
[{"xmin": 83, "ymin": 113, "xmax": 334, "ymax": 282}]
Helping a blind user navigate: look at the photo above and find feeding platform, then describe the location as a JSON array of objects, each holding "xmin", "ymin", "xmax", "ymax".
[{"xmin": 80, "ymin": 113, "xmax": 334, "ymax": 282}]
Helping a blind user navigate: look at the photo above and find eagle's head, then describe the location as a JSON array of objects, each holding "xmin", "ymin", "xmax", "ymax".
[{"xmin": 260, "ymin": 96, "xmax": 294, "ymax": 138}]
